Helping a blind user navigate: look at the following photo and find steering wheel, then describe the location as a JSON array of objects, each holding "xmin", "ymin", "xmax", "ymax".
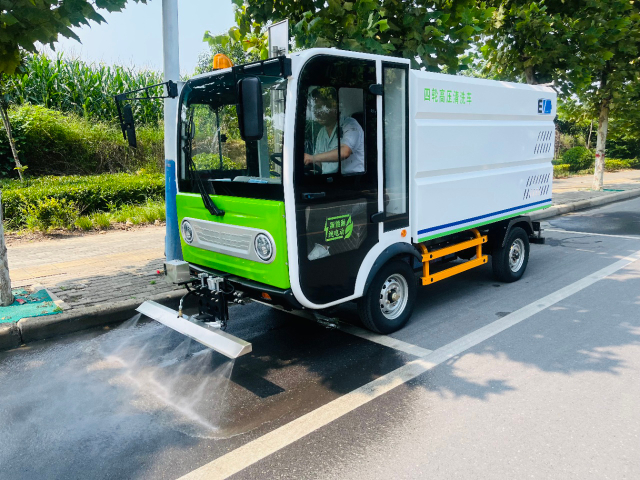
[{"xmin": 270, "ymin": 153, "xmax": 283, "ymax": 167}]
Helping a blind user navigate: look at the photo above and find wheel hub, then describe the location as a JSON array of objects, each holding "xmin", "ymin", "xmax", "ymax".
[
  {"xmin": 379, "ymin": 274, "xmax": 409, "ymax": 320},
  {"xmin": 508, "ymin": 238, "xmax": 525, "ymax": 272}
]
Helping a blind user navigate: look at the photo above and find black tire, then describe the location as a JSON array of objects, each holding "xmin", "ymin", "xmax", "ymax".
[
  {"xmin": 492, "ymin": 227, "xmax": 530, "ymax": 282},
  {"xmin": 357, "ymin": 260, "xmax": 417, "ymax": 334}
]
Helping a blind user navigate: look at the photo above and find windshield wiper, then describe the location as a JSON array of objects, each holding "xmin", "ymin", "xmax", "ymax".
[{"xmin": 183, "ymin": 110, "xmax": 225, "ymax": 217}]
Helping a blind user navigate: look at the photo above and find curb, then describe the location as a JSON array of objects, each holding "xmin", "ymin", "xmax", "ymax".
[
  {"xmin": 0, "ymin": 323, "xmax": 21, "ymax": 351},
  {"xmin": 1, "ymin": 288, "xmax": 187, "ymax": 352},
  {"xmin": 530, "ymin": 187, "xmax": 640, "ymax": 221}
]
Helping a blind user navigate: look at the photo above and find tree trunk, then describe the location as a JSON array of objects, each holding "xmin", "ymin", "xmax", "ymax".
[
  {"xmin": 592, "ymin": 99, "xmax": 610, "ymax": 191},
  {"xmin": 0, "ymin": 192, "xmax": 13, "ymax": 306},
  {"xmin": 524, "ymin": 66, "xmax": 537, "ymax": 85},
  {"xmin": 586, "ymin": 120, "xmax": 593, "ymax": 149},
  {"xmin": 0, "ymin": 101, "xmax": 24, "ymax": 182}
]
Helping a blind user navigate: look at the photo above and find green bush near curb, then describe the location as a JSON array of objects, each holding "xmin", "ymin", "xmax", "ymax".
[
  {"xmin": 553, "ymin": 164, "xmax": 571, "ymax": 178},
  {"xmin": 562, "ymin": 146, "xmax": 595, "ymax": 172},
  {"xmin": 604, "ymin": 158, "xmax": 640, "ymax": 171},
  {"xmin": 1, "ymin": 173, "xmax": 164, "ymax": 230}
]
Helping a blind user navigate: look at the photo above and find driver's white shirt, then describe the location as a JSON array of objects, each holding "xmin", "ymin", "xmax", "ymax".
[{"xmin": 314, "ymin": 116, "xmax": 364, "ymax": 175}]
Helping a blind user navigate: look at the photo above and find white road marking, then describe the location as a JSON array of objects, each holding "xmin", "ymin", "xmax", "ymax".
[
  {"xmin": 545, "ymin": 228, "xmax": 640, "ymax": 240},
  {"xmin": 337, "ymin": 323, "xmax": 433, "ymax": 357},
  {"xmin": 179, "ymin": 248, "xmax": 640, "ymax": 480}
]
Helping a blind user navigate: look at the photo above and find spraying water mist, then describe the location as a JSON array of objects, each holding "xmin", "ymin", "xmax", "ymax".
[{"xmin": 99, "ymin": 314, "xmax": 236, "ymax": 438}]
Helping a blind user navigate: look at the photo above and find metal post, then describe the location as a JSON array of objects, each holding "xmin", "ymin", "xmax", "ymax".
[{"xmin": 162, "ymin": 0, "xmax": 182, "ymax": 260}]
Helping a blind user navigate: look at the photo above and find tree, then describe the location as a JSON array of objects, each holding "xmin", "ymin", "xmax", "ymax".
[
  {"xmin": 0, "ymin": 192, "xmax": 12, "ymax": 306},
  {"xmin": 0, "ymin": 0, "xmax": 147, "ymax": 302},
  {"xmin": 0, "ymin": 68, "xmax": 27, "ymax": 182},
  {"xmin": 1, "ymin": 0, "xmax": 147, "ymax": 75},
  {"xmin": 199, "ymin": 29, "xmax": 265, "ymax": 74},
  {"xmin": 482, "ymin": 0, "xmax": 640, "ymax": 190},
  {"xmin": 224, "ymin": 0, "xmax": 494, "ymax": 72}
]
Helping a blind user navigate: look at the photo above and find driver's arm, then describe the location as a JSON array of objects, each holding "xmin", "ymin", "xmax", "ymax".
[{"xmin": 304, "ymin": 145, "xmax": 352, "ymax": 165}]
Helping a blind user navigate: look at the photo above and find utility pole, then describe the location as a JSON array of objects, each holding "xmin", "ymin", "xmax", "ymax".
[{"xmin": 162, "ymin": 0, "xmax": 182, "ymax": 261}]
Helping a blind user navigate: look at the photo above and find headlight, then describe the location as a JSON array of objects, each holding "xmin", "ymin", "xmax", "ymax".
[
  {"xmin": 181, "ymin": 220, "xmax": 194, "ymax": 244},
  {"xmin": 254, "ymin": 233, "xmax": 273, "ymax": 261}
]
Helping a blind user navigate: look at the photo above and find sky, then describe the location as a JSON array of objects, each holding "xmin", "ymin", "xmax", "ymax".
[{"xmin": 48, "ymin": 0, "xmax": 236, "ymax": 75}]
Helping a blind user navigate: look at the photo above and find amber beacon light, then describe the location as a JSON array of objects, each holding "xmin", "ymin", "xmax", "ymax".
[{"xmin": 213, "ymin": 53, "xmax": 234, "ymax": 70}]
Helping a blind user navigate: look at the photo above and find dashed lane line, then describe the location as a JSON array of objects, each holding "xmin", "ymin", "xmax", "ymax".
[{"xmin": 179, "ymin": 247, "xmax": 640, "ymax": 480}]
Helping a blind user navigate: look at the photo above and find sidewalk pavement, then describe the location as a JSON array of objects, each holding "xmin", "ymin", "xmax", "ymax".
[{"xmin": 2, "ymin": 170, "xmax": 639, "ymax": 351}]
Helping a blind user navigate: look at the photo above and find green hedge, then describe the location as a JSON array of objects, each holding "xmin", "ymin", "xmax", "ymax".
[
  {"xmin": 553, "ymin": 164, "xmax": 571, "ymax": 178},
  {"xmin": 604, "ymin": 158, "xmax": 640, "ymax": 171},
  {"xmin": 0, "ymin": 104, "xmax": 164, "ymax": 177},
  {"xmin": 1, "ymin": 173, "xmax": 164, "ymax": 229},
  {"xmin": 561, "ymin": 146, "xmax": 595, "ymax": 172}
]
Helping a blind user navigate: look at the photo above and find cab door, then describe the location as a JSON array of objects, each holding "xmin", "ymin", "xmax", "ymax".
[{"xmin": 294, "ymin": 55, "xmax": 379, "ymax": 305}]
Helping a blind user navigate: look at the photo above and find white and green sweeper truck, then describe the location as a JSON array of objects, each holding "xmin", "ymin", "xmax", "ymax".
[{"xmin": 124, "ymin": 47, "xmax": 555, "ymax": 359}]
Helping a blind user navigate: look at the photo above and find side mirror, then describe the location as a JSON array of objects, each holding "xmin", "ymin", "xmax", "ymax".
[
  {"xmin": 236, "ymin": 77, "xmax": 263, "ymax": 141},
  {"xmin": 123, "ymin": 104, "xmax": 137, "ymax": 148}
]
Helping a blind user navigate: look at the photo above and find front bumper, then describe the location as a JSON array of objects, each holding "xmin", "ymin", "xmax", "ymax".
[{"xmin": 188, "ymin": 262, "xmax": 302, "ymax": 310}]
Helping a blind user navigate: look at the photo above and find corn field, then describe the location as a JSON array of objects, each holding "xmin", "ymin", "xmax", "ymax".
[{"xmin": 8, "ymin": 53, "xmax": 165, "ymax": 127}]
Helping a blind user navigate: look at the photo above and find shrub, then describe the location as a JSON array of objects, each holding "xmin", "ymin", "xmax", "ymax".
[
  {"xmin": 192, "ymin": 153, "xmax": 244, "ymax": 170},
  {"xmin": 1, "ymin": 173, "xmax": 164, "ymax": 230},
  {"xmin": 91, "ymin": 212, "xmax": 111, "ymax": 230},
  {"xmin": 74, "ymin": 216, "xmax": 93, "ymax": 231},
  {"xmin": 0, "ymin": 105, "xmax": 164, "ymax": 177},
  {"xmin": 106, "ymin": 200, "xmax": 164, "ymax": 225},
  {"xmin": 604, "ymin": 158, "xmax": 640, "ymax": 171},
  {"xmin": 553, "ymin": 164, "xmax": 571, "ymax": 178},
  {"xmin": 562, "ymin": 146, "xmax": 595, "ymax": 172},
  {"xmin": 23, "ymin": 197, "xmax": 79, "ymax": 232}
]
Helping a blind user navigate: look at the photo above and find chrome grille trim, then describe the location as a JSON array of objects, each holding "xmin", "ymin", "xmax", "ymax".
[{"xmin": 182, "ymin": 217, "xmax": 276, "ymax": 264}]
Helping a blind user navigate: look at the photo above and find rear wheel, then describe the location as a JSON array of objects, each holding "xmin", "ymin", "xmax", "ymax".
[
  {"xmin": 492, "ymin": 227, "xmax": 530, "ymax": 282},
  {"xmin": 357, "ymin": 260, "xmax": 417, "ymax": 334}
]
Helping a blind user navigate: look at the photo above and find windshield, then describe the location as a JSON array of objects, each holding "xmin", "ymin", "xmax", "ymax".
[{"xmin": 178, "ymin": 72, "xmax": 286, "ymax": 200}]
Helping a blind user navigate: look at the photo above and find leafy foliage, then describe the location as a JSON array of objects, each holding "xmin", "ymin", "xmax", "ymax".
[
  {"xmin": 1, "ymin": 173, "xmax": 164, "ymax": 229},
  {"xmin": 202, "ymin": 28, "xmax": 267, "ymax": 67},
  {"xmin": 224, "ymin": 0, "xmax": 494, "ymax": 72},
  {"xmin": 0, "ymin": 104, "xmax": 163, "ymax": 177},
  {"xmin": 6, "ymin": 53, "xmax": 164, "ymax": 126},
  {"xmin": 192, "ymin": 153, "xmax": 244, "ymax": 171},
  {"xmin": 482, "ymin": 0, "xmax": 640, "ymax": 93},
  {"xmin": 553, "ymin": 164, "xmax": 571, "ymax": 178},
  {"xmin": 561, "ymin": 146, "xmax": 595, "ymax": 172},
  {"xmin": 0, "ymin": 0, "xmax": 147, "ymax": 75},
  {"xmin": 24, "ymin": 197, "xmax": 79, "ymax": 232}
]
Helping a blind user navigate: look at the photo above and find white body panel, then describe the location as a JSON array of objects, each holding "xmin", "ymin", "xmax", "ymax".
[
  {"xmin": 408, "ymin": 71, "xmax": 555, "ymax": 241},
  {"xmin": 284, "ymin": 50, "xmax": 555, "ymax": 308}
]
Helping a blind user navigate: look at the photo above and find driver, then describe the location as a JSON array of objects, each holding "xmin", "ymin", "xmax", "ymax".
[{"xmin": 304, "ymin": 88, "xmax": 365, "ymax": 175}]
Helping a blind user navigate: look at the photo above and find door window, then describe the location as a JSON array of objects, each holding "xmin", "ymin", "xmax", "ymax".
[
  {"xmin": 382, "ymin": 64, "xmax": 409, "ymax": 231},
  {"xmin": 304, "ymin": 87, "xmax": 366, "ymax": 176}
]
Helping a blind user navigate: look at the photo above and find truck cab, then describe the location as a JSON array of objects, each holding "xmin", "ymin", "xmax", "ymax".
[{"xmin": 177, "ymin": 50, "xmax": 415, "ymax": 313}]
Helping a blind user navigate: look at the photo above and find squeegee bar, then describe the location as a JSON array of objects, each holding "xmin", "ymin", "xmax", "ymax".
[{"xmin": 136, "ymin": 300, "xmax": 252, "ymax": 359}]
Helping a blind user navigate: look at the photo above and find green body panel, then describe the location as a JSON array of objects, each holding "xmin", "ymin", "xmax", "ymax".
[{"xmin": 176, "ymin": 193, "xmax": 290, "ymax": 289}]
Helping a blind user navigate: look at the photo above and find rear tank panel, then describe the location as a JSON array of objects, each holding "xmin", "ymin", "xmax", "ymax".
[{"xmin": 408, "ymin": 71, "xmax": 556, "ymax": 242}]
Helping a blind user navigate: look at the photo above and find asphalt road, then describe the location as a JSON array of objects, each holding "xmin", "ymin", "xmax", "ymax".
[{"xmin": 1, "ymin": 197, "xmax": 639, "ymax": 480}]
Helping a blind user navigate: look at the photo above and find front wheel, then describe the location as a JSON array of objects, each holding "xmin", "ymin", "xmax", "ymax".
[
  {"xmin": 492, "ymin": 227, "xmax": 530, "ymax": 282},
  {"xmin": 357, "ymin": 260, "xmax": 417, "ymax": 334}
]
